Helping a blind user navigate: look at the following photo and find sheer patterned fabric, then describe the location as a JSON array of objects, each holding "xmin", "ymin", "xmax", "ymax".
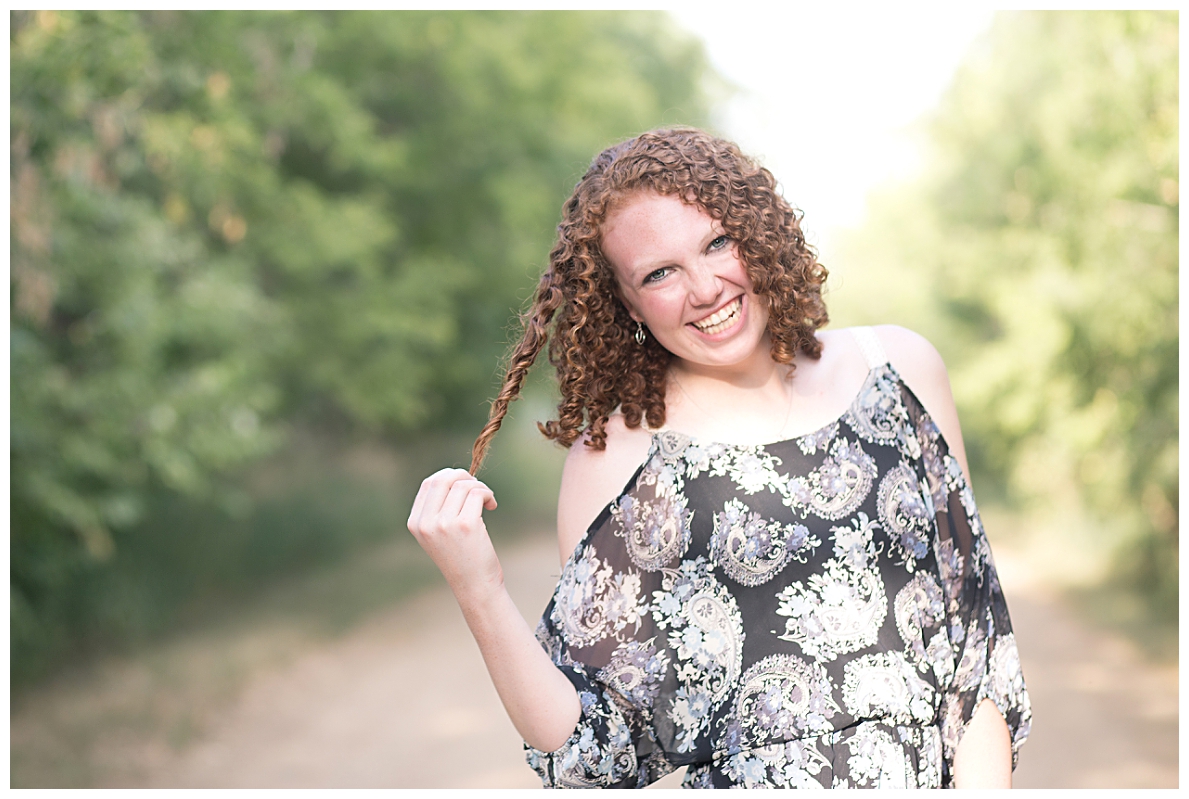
[{"xmin": 525, "ymin": 340, "xmax": 1030, "ymax": 788}]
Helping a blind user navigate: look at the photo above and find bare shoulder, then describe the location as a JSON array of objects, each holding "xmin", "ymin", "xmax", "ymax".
[
  {"xmin": 556, "ymin": 411, "xmax": 654, "ymax": 566},
  {"xmin": 871, "ymin": 325, "xmax": 972, "ymax": 481},
  {"xmin": 871, "ymin": 325, "xmax": 950, "ymax": 396},
  {"xmin": 812, "ymin": 328, "xmax": 865, "ymax": 367}
]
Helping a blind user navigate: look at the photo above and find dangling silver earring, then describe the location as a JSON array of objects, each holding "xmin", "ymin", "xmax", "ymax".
[{"xmin": 634, "ymin": 321, "xmax": 646, "ymax": 345}]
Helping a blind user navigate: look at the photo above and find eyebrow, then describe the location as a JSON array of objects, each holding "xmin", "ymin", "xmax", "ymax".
[{"xmin": 626, "ymin": 227, "xmax": 729, "ymax": 279}]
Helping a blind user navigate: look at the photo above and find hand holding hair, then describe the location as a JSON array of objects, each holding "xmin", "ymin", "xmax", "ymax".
[
  {"xmin": 407, "ymin": 468, "xmax": 503, "ymax": 606},
  {"xmin": 406, "ymin": 467, "xmax": 583, "ymax": 753}
]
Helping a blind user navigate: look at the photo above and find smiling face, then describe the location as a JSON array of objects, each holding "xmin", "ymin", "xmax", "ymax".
[{"xmin": 600, "ymin": 191, "xmax": 771, "ymax": 375}]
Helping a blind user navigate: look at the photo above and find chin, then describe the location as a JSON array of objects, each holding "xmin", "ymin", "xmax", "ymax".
[{"xmin": 680, "ymin": 333, "xmax": 771, "ymax": 370}]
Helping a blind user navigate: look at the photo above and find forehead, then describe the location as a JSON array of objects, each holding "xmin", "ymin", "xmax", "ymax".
[
  {"xmin": 603, "ymin": 189, "xmax": 711, "ymax": 228},
  {"xmin": 600, "ymin": 192, "xmax": 719, "ymax": 269}
]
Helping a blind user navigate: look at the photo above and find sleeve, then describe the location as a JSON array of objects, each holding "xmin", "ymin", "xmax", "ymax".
[
  {"xmin": 910, "ymin": 393, "xmax": 1032, "ymax": 787},
  {"xmin": 523, "ymin": 658, "xmax": 642, "ymax": 788},
  {"xmin": 522, "ymin": 454, "xmax": 680, "ymax": 789}
]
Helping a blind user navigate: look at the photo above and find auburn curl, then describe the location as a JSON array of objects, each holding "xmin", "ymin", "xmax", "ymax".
[{"xmin": 469, "ymin": 127, "xmax": 829, "ymax": 474}]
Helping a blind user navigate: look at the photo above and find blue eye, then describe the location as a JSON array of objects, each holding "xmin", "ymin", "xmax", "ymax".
[
  {"xmin": 709, "ymin": 235, "xmax": 730, "ymax": 250},
  {"xmin": 643, "ymin": 267, "xmax": 670, "ymax": 284}
]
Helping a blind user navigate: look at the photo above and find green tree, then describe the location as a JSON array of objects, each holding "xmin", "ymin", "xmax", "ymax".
[
  {"xmin": 10, "ymin": 10, "xmax": 714, "ymax": 679},
  {"xmin": 836, "ymin": 11, "xmax": 1177, "ymax": 607},
  {"xmin": 11, "ymin": 10, "xmax": 287, "ymax": 668}
]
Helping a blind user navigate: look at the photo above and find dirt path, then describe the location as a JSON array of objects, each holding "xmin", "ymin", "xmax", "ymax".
[{"xmin": 106, "ymin": 536, "xmax": 1177, "ymax": 788}]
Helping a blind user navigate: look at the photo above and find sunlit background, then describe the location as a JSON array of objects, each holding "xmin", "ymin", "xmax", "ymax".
[
  {"xmin": 9, "ymin": 10, "xmax": 1177, "ymax": 788},
  {"xmin": 673, "ymin": 6, "xmax": 998, "ymax": 257}
]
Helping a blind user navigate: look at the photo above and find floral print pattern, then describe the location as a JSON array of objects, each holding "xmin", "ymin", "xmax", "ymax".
[
  {"xmin": 728, "ymin": 653, "xmax": 840, "ymax": 746},
  {"xmin": 877, "ymin": 462, "xmax": 935, "ymax": 571},
  {"xmin": 551, "ymin": 545, "xmax": 643, "ymax": 649},
  {"xmin": 710, "ymin": 498, "xmax": 819, "ymax": 587},
  {"xmin": 526, "ymin": 360, "xmax": 1031, "ymax": 788},
  {"xmin": 611, "ymin": 490, "xmax": 692, "ymax": 572},
  {"xmin": 773, "ymin": 513, "xmax": 888, "ymax": 661},
  {"xmin": 596, "ymin": 639, "xmax": 670, "ymax": 715},
  {"xmin": 650, "ymin": 557, "xmax": 744, "ymax": 753},
  {"xmin": 783, "ymin": 437, "xmax": 878, "ymax": 521},
  {"xmin": 841, "ymin": 651, "xmax": 936, "ymax": 725}
]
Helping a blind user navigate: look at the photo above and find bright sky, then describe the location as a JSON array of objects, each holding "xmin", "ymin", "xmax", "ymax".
[{"xmin": 670, "ymin": 6, "xmax": 997, "ymax": 263}]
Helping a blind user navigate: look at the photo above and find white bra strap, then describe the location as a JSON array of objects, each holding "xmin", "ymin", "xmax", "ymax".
[{"xmin": 850, "ymin": 326, "xmax": 888, "ymax": 371}]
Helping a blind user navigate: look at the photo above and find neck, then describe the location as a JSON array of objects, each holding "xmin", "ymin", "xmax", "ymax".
[
  {"xmin": 665, "ymin": 335, "xmax": 801, "ymax": 443},
  {"xmin": 669, "ymin": 334, "xmax": 788, "ymax": 390}
]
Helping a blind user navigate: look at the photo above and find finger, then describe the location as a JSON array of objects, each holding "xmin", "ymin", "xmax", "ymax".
[
  {"xmin": 408, "ymin": 480, "xmax": 430, "ymax": 532},
  {"xmin": 462, "ymin": 484, "xmax": 495, "ymax": 522},
  {"xmin": 456, "ymin": 483, "xmax": 497, "ymax": 515},
  {"xmin": 439, "ymin": 477, "xmax": 484, "ymax": 521},
  {"xmin": 409, "ymin": 469, "xmax": 451, "ymax": 531},
  {"xmin": 440, "ymin": 479, "xmax": 495, "ymax": 526},
  {"xmin": 409, "ymin": 468, "xmax": 473, "ymax": 532},
  {"xmin": 460, "ymin": 479, "xmax": 497, "ymax": 511}
]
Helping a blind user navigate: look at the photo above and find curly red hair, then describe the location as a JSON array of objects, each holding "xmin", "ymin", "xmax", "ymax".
[{"xmin": 469, "ymin": 127, "xmax": 828, "ymax": 473}]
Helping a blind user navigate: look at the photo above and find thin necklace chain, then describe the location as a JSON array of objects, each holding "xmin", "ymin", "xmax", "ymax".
[{"xmin": 670, "ymin": 367, "xmax": 796, "ymax": 442}]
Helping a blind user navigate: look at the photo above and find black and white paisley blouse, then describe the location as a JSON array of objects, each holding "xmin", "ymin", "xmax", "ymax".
[{"xmin": 524, "ymin": 327, "xmax": 1031, "ymax": 788}]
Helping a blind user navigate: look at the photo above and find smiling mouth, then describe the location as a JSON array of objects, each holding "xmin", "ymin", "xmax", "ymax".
[{"xmin": 691, "ymin": 296, "xmax": 743, "ymax": 335}]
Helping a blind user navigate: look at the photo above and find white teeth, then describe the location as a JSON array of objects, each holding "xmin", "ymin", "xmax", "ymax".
[{"xmin": 693, "ymin": 297, "xmax": 742, "ymax": 334}]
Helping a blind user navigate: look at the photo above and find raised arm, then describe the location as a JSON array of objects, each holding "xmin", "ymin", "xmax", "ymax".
[{"xmin": 407, "ymin": 468, "xmax": 580, "ymax": 752}]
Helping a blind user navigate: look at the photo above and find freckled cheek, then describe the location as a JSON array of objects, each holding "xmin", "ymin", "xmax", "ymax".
[
  {"xmin": 722, "ymin": 246, "xmax": 750, "ymax": 279},
  {"xmin": 636, "ymin": 291, "xmax": 690, "ymax": 329}
]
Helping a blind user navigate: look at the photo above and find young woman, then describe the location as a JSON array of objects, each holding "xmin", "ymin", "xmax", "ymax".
[{"xmin": 406, "ymin": 128, "xmax": 1031, "ymax": 788}]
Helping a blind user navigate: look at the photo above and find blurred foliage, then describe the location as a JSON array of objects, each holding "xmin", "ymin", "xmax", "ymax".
[
  {"xmin": 10, "ymin": 9, "xmax": 712, "ymax": 684},
  {"xmin": 834, "ymin": 12, "xmax": 1176, "ymax": 613}
]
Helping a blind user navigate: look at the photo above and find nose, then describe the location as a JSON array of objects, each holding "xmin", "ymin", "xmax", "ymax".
[{"xmin": 686, "ymin": 261, "xmax": 723, "ymax": 306}]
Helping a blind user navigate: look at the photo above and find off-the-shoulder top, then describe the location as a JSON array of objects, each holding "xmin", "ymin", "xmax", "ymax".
[{"xmin": 524, "ymin": 327, "xmax": 1031, "ymax": 788}]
